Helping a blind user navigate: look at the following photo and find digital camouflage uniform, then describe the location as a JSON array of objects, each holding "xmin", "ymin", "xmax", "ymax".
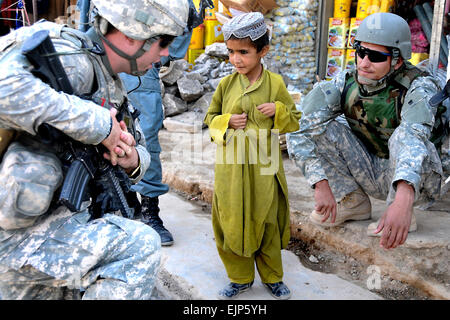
[
  {"xmin": 287, "ymin": 64, "xmax": 445, "ymax": 206},
  {"xmin": 0, "ymin": 21, "xmax": 158, "ymax": 300}
]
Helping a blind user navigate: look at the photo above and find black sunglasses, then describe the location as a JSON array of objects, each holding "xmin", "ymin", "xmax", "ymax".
[
  {"xmin": 157, "ymin": 34, "xmax": 175, "ymax": 49},
  {"xmin": 355, "ymin": 44, "xmax": 391, "ymax": 63}
]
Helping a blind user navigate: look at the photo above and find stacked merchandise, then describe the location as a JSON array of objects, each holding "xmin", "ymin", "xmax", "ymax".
[
  {"xmin": 325, "ymin": 0, "xmax": 351, "ymax": 80},
  {"xmin": 188, "ymin": 0, "xmax": 225, "ymax": 66},
  {"xmin": 264, "ymin": 0, "xmax": 319, "ymax": 94},
  {"xmin": 326, "ymin": 0, "xmax": 395, "ymax": 80},
  {"xmin": 408, "ymin": 17, "xmax": 430, "ymax": 65}
]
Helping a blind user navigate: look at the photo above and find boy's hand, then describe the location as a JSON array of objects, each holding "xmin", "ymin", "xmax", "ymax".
[
  {"xmin": 257, "ymin": 102, "xmax": 276, "ymax": 117},
  {"xmin": 229, "ymin": 112, "xmax": 247, "ymax": 129}
]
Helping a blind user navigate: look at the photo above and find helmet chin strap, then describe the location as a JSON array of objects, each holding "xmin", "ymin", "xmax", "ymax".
[{"xmin": 95, "ymin": 18, "xmax": 156, "ymax": 76}]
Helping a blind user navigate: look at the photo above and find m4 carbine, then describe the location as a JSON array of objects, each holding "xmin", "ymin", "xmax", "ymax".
[{"xmin": 21, "ymin": 29, "xmax": 135, "ymax": 219}]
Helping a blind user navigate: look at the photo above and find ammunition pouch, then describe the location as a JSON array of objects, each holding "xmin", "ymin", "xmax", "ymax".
[{"xmin": 0, "ymin": 142, "xmax": 63, "ymax": 230}]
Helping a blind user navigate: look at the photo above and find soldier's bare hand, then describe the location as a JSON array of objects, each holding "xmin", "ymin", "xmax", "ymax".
[
  {"xmin": 103, "ymin": 120, "xmax": 139, "ymax": 171},
  {"xmin": 101, "ymin": 108, "xmax": 122, "ymax": 165},
  {"xmin": 314, "ymin": 179, "xmax": 337, "ymax": 223},
  {"xmin": 376, "ymin": 181, "xmax": 414, "ymax": 249}
]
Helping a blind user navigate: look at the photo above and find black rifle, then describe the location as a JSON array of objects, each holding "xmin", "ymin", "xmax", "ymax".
[
  {"xmin": 21, "ymin": 29, "xmax": 134, "ymax": 219},
  {"xmin": 429, "ymin": 79, "xmax": 450, "ymax": 149},
  {"xmin": 430, "ymin": 78, "xmax": 450, "ymax": 107}
]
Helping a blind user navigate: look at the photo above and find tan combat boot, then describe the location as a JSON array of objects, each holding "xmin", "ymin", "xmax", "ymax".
[
  {"xmin": 367, "ymin": 209, "xmax": 417, "ymax": 237},
  {"xmin": 309, "ymin": 188, "xmax": 372, "ymax": 227}
]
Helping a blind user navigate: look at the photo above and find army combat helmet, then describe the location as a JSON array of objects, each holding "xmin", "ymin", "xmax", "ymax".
[
  {"xmin": 354, "ymin": 12, "xmax": 411, "ymax": 60},
  {"xmin": 91, "ymin": 0, "xmax": 189, "ymax": 75},
  {"xmin": 353, "ymin": 12, "xmax": 411, "ymax": 91}
]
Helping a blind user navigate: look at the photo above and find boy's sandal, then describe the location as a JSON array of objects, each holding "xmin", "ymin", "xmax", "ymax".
[
  {"xmin": 217, "ymin": 281, "xmax": 254, "ymax": 300},
  {"xmin": 263, "ymin": 281, "xmax": 292, "ymax": 300}
]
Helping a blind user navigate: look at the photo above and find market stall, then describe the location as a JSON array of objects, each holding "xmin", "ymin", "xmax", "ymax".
[{"xmin": 319, "ymin": 0, "xmax": 449, "ymax": 80}]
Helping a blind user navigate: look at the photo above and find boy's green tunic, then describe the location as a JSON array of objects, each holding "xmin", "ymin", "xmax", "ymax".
[{"xmin": 204, "ymin": 69, "xmax": 301, "ymax": 259}]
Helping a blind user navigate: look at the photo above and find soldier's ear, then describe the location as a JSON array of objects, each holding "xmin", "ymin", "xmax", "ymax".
[{"xmin": 394, "ymin": 57, "xmax": 404, "ymax": 70}]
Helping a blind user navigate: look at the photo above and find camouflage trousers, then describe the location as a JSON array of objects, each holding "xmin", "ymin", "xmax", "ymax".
[
  {"xmin": 312, "ymin": 120, "xmax": 442, "ymax": 205},
  {"xmin": 0, "ymin": 211, "xmax": 161, "ymax": 300}
]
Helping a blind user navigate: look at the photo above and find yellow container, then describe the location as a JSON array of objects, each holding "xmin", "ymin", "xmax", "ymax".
[
  {"xmin": 334, "ymin": 0, "xmax": 352, "ymax": 18},
  {"xmin": 222, "ymin": 4, "xmax": 232, "ymax": 17},
  {"xmin": 192, "ymin": 0, "xmax": 200, "ymax": 9},
  {"xmin": 189, "ymin": 24, "xmax": 205, "ymax": 49},
  {"xmin": 408, "ymin": 52, "xmax": 429, "ymax": 65},
  {"xmin": 369, "ymin": 0, "xmax": 382, "ymax": 14},
  {"xmin": 380, "ymin": 0, "xmax": 395, "ymax": 13},
  {"xmin": 326, "ymin": 48, "xmax": 346, "ymax": 80},
  {"xmin": 205, "ymin": 0, "xmax": 219, "ymax": 20},
  {"xmin": 204, "ymin": 19, "xmax": 224, "ymax": 46},
  {"xmin": 188, "ymin": 48, "xmax": 205, "ymax": 66},
  {"xmin": 345, "ymin": 49, "xmax": 356, "ymax": 70},
  {"xmin": 347, "ymin": 17, "xmax": 364, "ymax": 48},
  {"xmin": 356, "ymin": 0, "xmax": 371, "ymax": 18},
  {"xmin": 327, "ymin": 17, "xmax": 350, "ymax": 49}
]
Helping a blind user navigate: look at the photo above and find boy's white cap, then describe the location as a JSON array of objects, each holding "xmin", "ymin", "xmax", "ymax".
[{"xmin": 222, "ymin": 12, "xmax": 267, "ymax": 41}]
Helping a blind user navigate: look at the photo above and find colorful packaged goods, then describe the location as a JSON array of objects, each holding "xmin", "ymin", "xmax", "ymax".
[
  {"xmin": 327, "ymin": 17, "xmax": 350, "ymax": 49},
  {"xmin": 334, "ymin": 0, "xmax": 352, "ymax": 18},
  {"xmin": 408, "ymin": 52, "xmax": 429, "ymax": 66},
  {"xmin": 369, "ymin": 0, "xmax": 381, "ymax": 14},
  {"xmin": 189, "ymin": 24, "xmax": 205, "ymax": 49},
  {"xmin": 380, "ymin": 0, "xmax": 395, "ymax": 13},
  {"xmin": 205, "ymin": 0, "xmax": 219, "ymax": 20},
  {"xmin": 345, "ymin": 49, "xmax": 356, "ymax": 71},
  {"xmin": 356, "ymin": 0, "xmax": 371, "ymax": 18},
  {"xmin": 326, "ymin": 48, "xmax": 346, "ymax": 80},
  {"xmin": 188, "ymin": 48, "xmax": 205, "ymax": 66},
  {"xmin": 347, "ymin": 17, "xmax": 363, "ymax": 48},
  {"xmin": 204, "ymin": 19, "xmax": 224, "ymax": 46}
]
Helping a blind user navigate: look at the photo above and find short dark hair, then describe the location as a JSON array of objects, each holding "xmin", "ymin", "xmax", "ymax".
[{"xmin": 227, "ymin": 30, "xmax": 270, "ymax": 52}]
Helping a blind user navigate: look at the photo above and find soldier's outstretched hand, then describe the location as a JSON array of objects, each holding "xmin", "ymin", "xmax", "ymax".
[{"xmin": 374, "ymin": 181, "xmax": 414, "ymax": 249}]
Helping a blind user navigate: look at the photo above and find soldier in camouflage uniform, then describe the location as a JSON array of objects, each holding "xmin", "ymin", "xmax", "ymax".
[
  {"xmin": 0, "ymin": 0, "xmax": 189, "ymax": 299},
  {"xmin": 287, "ymin": 13, "xmax": 447, "ymax": 250}
]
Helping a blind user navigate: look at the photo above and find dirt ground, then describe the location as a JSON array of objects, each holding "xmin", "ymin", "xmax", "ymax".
[{"xmin": 286, "ymin": 238, "xmax": 431, "ymax": 300}]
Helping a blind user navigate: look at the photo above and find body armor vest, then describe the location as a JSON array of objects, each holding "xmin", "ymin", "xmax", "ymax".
[{"xmin": 342, "ymin": 64, "xmax": 426, "ymax": 159}]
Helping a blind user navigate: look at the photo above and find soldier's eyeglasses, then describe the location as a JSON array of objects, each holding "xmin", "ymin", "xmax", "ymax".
[
  {"xmin": 157, "ymin": 34, "xmax": 175, "ymax": 49},
  {"xmin": 355, "ymin": 45, "xmax": 391, "ymax": 63}
]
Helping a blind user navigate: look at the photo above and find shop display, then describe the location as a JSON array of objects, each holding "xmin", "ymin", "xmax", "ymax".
[
  {"xmin": 327, "ymin": 17, "xmax": 350, "ymax": 49},
  {"xmin": 189, "ymin": 23, "xmax": 205, "ymax": 50},
  {"xmin": 188, "ymin": 48, "xmax": 205, "ymax": 65},
  {"xmin": 326, "ymin": 48, "xmax": 346, "ymax": 80},
  {"xmin": 264, "ymin": 0, "xmax": 319, "ymax": 94},
  {"xmin": 347, "ymin": 17, "xmax": 363, "ymax": 48},
  {"xmin": 205, "ymin": 0, "xmax": 219, "ymax": 20},
  {"xmin": 204, "ymin": 19, "xmax": 224, "ymax": 46},
  {"xmin": 188, "ymin": 0, "xmax": 224, "ymax": 65},
  {"xmin": 334, "ymin": 0, "xmax": 352, "ymax": 18},
  {"xmin": 345, "ymin": 48, "xmax": 356, "ymax": 71},
  {"xmin": 369, "ymin": 0, "xmax": 381, "ymax": 14},
  {"xmin": 380, "ymin": 0, "xmax": 395, "ymax": 13},
  {"xmin": 356, "ymin": 0, "xmax": 371, "ymax": 18},
  {"xmin": 219, "ymin": 0, "xmax": 277, "ymax": 14}
]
